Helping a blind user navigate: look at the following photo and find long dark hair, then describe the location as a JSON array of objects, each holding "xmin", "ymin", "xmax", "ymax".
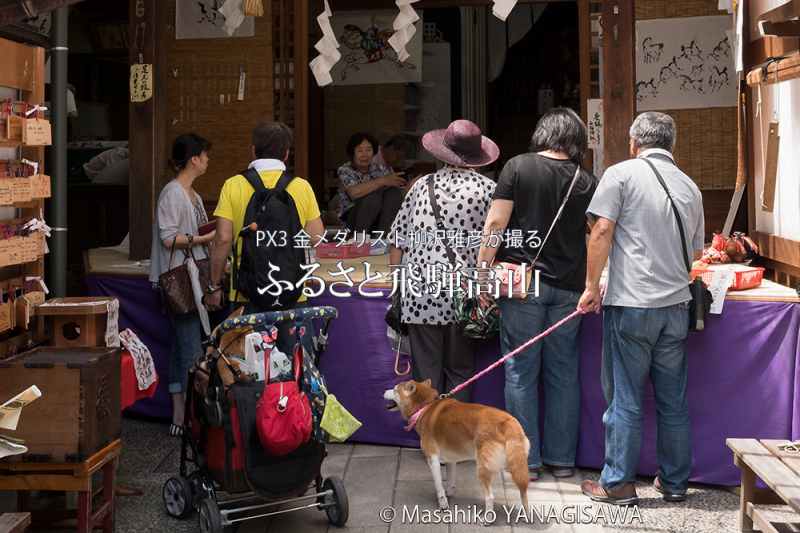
[
  {"xmin": 171, "ymin": 133, "xmax": 211, "ymax": 172},
  {"xmin": 529, "ymin": 107, "xmax": 588, "ymax": 163}
]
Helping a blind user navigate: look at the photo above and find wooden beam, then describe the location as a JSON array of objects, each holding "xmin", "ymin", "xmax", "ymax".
[
  {"xmin": 759, "ymin": 20, "xmax": 800, "ymax": 38},
  {"xmin": 601, "ymin": 0, "xmax": 635, "ymax": 169},
  {"xmin": 745, "ymin": 0, "xmax": 756, "ymax": 239},
  {"xmin": 747, "ymin": 36, "xmax": 800, "ymax": 69},
  {"xmin": 294, "ymin": 0, "xmax": 309, "ymax": 180},
  {"xmin": 579, "ymin": 0, "xmax": 590, "ymax": 122},
  {"xmin": 753, "ymin": 232, "xmax": 800, "ymax": 272},
  {"xmin": 128, "ymin": 0, "xmax": 167, "ymax": 260},
  {"xmin": 0, "ymin": 39, "xmax": 36, "ymax": 91},
  {"xmin": 0, "ymin": 0, "xmax": 85, "ymax": 26},
  {"xmin": 578, "ymin": 0, "xmax": 593, "ymax": 169},
  {"xmin": 329, "ymin": 0, "xmax": 562, "ymax": 9},
  {"xmin": 758, "ymin": 0, "xmax": 800, "ymax": 24},
  {"xmin": 747, "ymin": 52, "xmax": 800, "ymax": 86}
]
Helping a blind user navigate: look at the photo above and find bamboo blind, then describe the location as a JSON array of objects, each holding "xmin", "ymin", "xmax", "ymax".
[
  {"xmin": 636, "ymin": 0, "xmax": 720, "ymax": 19},
  {"xmin": 164, "ymin": 3, "xmax": 274, "ymax": 202},
  {"xmin": 636, "ymin": 0, "xmax": 737, "ymax": 190}
]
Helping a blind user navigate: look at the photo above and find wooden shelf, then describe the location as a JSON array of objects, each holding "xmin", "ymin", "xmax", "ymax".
[{"xmin": 0, "ymin": 37, "xmax": 46, "ymax": 343}]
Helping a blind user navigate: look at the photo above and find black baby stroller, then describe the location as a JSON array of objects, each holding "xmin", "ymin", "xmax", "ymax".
[{"xmin": 161, "ymin": 306, "xmax": 349, "ymax": 532}]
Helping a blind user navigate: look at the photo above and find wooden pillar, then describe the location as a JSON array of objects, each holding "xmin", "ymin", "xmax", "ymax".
[
  {"xmin": 294, "ymin": 0, "xmax": 310, "ymax": 180},
  {"xmin": 128, "ymin": 0, "xmax": 167, "ymax": 260},
  {"xmin": 579, "ymin": 0, "xmax": 591, "ymax": 124},
  {"xmin": 601, "ymin": 0, "xmax": 635, "ymax": 169}
]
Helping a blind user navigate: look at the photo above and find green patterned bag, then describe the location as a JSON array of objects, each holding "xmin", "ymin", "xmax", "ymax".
[
  {"xmin": 320, "ymin": 392, "xmax": 362, "ymax": 443},
  {"xmin": 454, "ymin": 291, "xmax": 500, "ymax": 340}
]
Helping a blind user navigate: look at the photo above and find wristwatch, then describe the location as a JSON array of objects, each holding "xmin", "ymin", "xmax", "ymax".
[
  {"xmin": 205, "ymin": 283, "xmax": 222, "ymax": 294},
  {"xmin": 187, "ymin": 233, "xmax": 194, "ymax": 245}
]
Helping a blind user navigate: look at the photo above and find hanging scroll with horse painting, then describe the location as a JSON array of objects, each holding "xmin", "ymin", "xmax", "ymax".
[
  {"xmin": 635, "ymin": 15, "xmax": 736, "ymax": 111},
  {"xmin": 330, "ymin": 10, "xmax": 423, "ymax": 86}
]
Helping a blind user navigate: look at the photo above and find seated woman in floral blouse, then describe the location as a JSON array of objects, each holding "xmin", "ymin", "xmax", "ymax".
[{"xmin": 337, "ymin": 132, "xmax": 407, "ymax": 236}]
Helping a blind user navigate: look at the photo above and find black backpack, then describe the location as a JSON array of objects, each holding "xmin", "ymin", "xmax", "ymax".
[{"xmin": 233, "ymin": 169, "xmax": 305, "ymax": 311}]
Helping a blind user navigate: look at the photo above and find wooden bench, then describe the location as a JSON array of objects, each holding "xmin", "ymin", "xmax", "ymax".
[
  {"xmin": 727, "ymin": 438, "xmax": 800, "ymax": 532},
  {"xmin": 0, "ymin": 440, "xmax": 120, "ymax": 533}
]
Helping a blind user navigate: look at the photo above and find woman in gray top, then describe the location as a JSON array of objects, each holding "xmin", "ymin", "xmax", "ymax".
[{"xmin": 149, "ymin": 134, "xmax": 215, "ymax": 436}]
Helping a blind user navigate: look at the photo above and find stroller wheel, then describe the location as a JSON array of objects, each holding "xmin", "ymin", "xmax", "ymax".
[
  {"xmin": 198, "ymin": 498, "xmax": 223, "ymax": 533},
  {"xmin": 321, "ymin": 477, "xmax": 349, "ymax": 527},
  {"xmin": 163, "ymin": 476, "xmax": 194, "ymax": 519}
]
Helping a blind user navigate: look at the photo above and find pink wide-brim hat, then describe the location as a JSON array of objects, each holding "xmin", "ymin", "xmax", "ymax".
[{"xmin": 421, "ymin": 119, "xmax": 500, "ymax": 168}]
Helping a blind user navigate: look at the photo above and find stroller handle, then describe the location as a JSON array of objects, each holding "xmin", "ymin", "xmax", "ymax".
[{"xmin": 212, "ymin": 305, "xmax": 339, "ymax": 340}]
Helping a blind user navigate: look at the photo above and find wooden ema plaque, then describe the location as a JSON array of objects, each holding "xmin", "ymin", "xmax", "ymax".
[
  {"xmin": 0, "ymin": 181, "xmax": 11, "ymax": 205},
  {"xmin": 10, "ymin": 177, "xmax": 31, "ymax": 203},
  {"xmin": 5, "ymin": 115, "xmax": 23, "ymax": 142},
  {"xmin": 22, "ymin": 118, "xmax": 51, "ymax": 146},
  {"xmin": 0, "ymin": 175, "xmax": 52, "ymax": 206},
  {"xmin": 32, "ymin": 174, "xmax": 51, "ymax": 197},
  {"xmin": 0, "ymin": 235, "xmax": 42, "ymax": 267}
]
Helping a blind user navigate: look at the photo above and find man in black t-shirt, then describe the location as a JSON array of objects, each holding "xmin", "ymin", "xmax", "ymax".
[{"xmin": 477, "ymin": 107, "xmax": 597, "ymax": 481}]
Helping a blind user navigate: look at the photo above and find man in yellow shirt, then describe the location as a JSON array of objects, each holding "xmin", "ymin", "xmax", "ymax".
[{"xmin": 204, "ymin": 121, "xmax": 324, "ymax": 312}]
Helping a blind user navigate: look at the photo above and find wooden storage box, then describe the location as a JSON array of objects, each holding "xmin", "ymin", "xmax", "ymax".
[
  {"xmin": 0, "ymin": 347, "xmax": 120, "ymax": 462},
  {"xmin": 36, "ymin": 297, "xmax": 115, "ymax": 348}
]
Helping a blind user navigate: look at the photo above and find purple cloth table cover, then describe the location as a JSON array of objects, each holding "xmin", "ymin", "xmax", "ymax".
[
  {"xmin": 87, "ymin": 275, "xmax": 800, "ymax": 485},
  {"xmin": 86, "ymin": 275, "xmax": 175, "ymax": 418}
]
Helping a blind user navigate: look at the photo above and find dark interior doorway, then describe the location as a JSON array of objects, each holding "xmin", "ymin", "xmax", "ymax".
[{"xmin": 488, "ymin": 2, "xmax": 580, "ymax": 167}]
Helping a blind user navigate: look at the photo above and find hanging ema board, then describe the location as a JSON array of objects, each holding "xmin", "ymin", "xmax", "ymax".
[{"xmin": 635, "ymin": 15, "xmax": 737, "ymax": 111}]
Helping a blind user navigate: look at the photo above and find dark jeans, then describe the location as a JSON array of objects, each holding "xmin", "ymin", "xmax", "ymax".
[
  {"xmin": 168, "ymin": 312, "xmax": 203, "ymax": 394},
  {"xmin": 345, "ymin": 186, "xmax": 403, "ymax": 235},
  {"xmin": 497, "ymin": 281, "xmax": 583, "ymax": 469},
  {"xmin": 408, "ymin": 323, "xmax": 475, "ymax": 402},
  {"xmin": 600, "ymin": 304, "xmax": 691, "ymax": 494}
]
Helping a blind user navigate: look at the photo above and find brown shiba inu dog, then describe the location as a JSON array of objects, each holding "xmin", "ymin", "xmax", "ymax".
[{"xmin": 384, "ymin": 379, "xmax": 530, "ymax": 516}]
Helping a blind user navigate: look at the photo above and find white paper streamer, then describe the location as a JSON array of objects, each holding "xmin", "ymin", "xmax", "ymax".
[
  {"xmin": 309, "ymin": 0, "xmax": 341, "ymax": 87},
  {"xmin": 218, "ymin": 0, "xmax": 247, "ymax": 37},
  {"xmin": 388, "ymin": 0, "xmax": 421, "ymax": 63},
  {"xmin": 492, "ymin": 0, "xmax": 518, "ymax": 21},
  {"xmin": 120, "ymin": 329, "xmax": 157, "ymax": 391}
]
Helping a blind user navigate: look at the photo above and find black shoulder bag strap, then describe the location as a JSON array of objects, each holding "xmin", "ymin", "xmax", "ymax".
[
  {"xmin": 242, "ymin": 168, "xmax": 267, "ymax": 194},
  {"xmin": 641, "ymin": 158, "xmax": 691, "ymax": 273},
  {"xmin": 427, "ymin": 176, "xmax": 457, "ymax": 266},
  {"xmin": 528, "ymin": 163, "xmax": 582, "ymax": 267},
  {"xmin": 242, "ymin": 168, "xmax": 295, "ymax": 197},
  {"xmin": 274, "ymin": 171, "xmax": 295, "ymax": 195}
]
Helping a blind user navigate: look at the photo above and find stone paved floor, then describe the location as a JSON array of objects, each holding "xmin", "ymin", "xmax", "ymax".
[{"xmin": 1, "ymin": 417, "xmax": 743, "ymax": 532}]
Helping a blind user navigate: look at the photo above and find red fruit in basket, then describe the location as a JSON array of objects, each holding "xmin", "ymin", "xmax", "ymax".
[
  {"xmin": 724, "ymin": 241, "xmax": 743, "ymax": 263},
  {"xmin": 711, "ymin": 233, "xmax": 726, "ymax": 252}
]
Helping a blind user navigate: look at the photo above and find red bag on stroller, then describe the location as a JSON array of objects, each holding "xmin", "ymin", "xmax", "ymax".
[{"xmin": 256, "ymin": 342, "xmax": 311, "ymax": 456}]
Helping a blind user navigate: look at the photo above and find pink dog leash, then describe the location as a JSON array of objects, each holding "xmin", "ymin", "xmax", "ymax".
[{"xmin": 404, "ymin": 309, "xmax": 583, "ymax": 432}]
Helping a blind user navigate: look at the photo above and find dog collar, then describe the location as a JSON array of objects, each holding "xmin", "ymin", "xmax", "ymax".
[{"xmin": 404, "ymin": 400, "xmax": 435, "ymax": 432}]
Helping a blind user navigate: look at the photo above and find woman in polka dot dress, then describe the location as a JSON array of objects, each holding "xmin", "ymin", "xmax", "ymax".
[{"xmin": 389, "ymin": 120, "xmax": 499, "ymax": 402}]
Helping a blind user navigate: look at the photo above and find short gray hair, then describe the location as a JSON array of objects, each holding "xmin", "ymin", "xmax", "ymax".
[{"xmin": 629, "ymin": 112, "xmax": 676, "ymax": 151}]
